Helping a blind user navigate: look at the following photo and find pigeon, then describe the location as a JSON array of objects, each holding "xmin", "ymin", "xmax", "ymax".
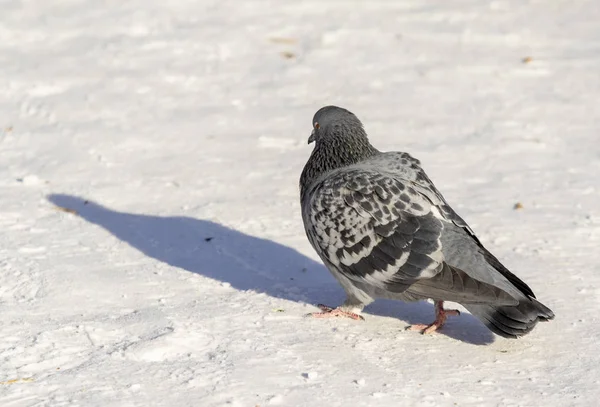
[{"xmin": 299, "ymin": 106, "xmax": 554, "ymax": 338}]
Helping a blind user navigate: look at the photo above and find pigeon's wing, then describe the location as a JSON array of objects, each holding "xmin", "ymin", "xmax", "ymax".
[
  {"xmin": 378, "ymin": 152, "xmax": 537, "ymax": 299},
  {"xmin": 303, "ymin": 168, "xmax": 517, "ymax": 305}
]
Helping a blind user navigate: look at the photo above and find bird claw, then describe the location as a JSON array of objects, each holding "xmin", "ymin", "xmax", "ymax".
[
  {"xmin": 443, "ymin": 309, "xmax": 461, "ymax": 317},
  {"xmin": 305, "ymin": 304, "xmax": 365, "ymax": 321},
  {"xmin": 406, "ymin": 303, "xmax": 460, "ymax": 334},
  {"xmin": 406, "ymin": 322, "xmax": 443, "ymax": 334}
]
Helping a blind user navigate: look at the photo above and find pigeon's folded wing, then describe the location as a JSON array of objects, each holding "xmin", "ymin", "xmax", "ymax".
[{"xmin": 304, "ymin": 168, "xmax": 517, "ymax": 305}]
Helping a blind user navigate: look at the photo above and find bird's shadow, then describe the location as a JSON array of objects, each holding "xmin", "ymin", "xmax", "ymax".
[{"xmin": 47, "ymin": 194, "xmax": 495, "ymax": 345}]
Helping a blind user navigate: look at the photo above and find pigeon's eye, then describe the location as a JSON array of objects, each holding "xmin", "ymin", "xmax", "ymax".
[{"xmin": 314, "ymin": 122, "xmax": 320, "ymax": 129}]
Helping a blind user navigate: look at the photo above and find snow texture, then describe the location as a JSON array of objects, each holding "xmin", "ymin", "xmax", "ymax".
[{"xmin": 1, "ymin": 0, "xmax": 599, "ymax": 406}]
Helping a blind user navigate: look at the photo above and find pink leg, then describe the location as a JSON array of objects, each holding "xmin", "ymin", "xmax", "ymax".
[
  {"xmin": 306, "ymin": 304, "xmax": 365, "ymax": 321},
  {"xmin": 407, "ymin": 301, "xmax": 460, "ymax": 334}
]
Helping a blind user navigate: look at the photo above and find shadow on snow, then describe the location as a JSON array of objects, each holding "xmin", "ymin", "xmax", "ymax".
[{"xmin": 47, "ymin": 194, "xmax": 495, "ymax": 345}]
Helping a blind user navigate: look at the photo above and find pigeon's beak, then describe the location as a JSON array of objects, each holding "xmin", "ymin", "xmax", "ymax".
[{"xmin": 308, "ymin": 129, "xmax": 316, "ymax": 144}]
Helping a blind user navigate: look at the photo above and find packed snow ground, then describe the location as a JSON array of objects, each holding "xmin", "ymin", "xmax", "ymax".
[{"xmin": 1, "ymin": 0, "xmax": 600, "ymax": 406}]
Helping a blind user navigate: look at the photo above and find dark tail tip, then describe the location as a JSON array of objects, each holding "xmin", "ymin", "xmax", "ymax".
[
  {"xmin": 530, "ymin": 297, "xmax": 555, "ymax": 321},
  {"xmin": 466, "ymin": 298, "xmax": 554, "ymax": 339}
]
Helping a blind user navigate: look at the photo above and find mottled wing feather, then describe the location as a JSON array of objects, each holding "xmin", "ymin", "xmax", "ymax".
[
  {"xmin": 304, "ymin": 169, "xmax": 445, "ymax": 292},
  {"xmin": 375, "ymin": 153, "xmax": 537, "ymax": 299}
]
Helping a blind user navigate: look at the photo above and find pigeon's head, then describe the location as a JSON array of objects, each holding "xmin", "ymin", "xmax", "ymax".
[
  {"xmin": 308, "ymin": 106, "xmax": 366, "ymax": 145},
  {"xmin": 300, "ymin": 106, "xmax": 378, "ymax": 192}
]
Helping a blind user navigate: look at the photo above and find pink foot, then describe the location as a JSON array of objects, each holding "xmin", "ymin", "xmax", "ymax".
[
  {"xmin": 407, "ymin": 301, "xmax": 460, "ymax": 334},
  {"xmin": 306, "ymin": 304, "xmax": 365, "ymax": 321}
]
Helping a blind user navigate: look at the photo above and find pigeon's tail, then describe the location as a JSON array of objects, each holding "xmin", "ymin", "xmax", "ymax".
[{"xmin": 463, "ymin": 297, "xmax": 554, "ymax": 338}]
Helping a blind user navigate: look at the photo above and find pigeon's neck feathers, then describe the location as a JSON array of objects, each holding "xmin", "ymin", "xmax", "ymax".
[{"xmin": 300, "ymin": 127, "xmax": 378, "ymax": 197}]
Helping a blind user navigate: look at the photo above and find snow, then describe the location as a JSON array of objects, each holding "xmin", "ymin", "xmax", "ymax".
[{"xmin": 1, "ymin": 0, "xmax": 599, "ymax": 405}]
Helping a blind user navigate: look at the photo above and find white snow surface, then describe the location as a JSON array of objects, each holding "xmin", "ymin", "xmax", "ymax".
[{"xmin": 1, "ymin": 0, "xmax": 599, "ymax": 406}]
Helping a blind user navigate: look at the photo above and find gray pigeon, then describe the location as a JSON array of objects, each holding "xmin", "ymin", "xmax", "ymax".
[{"xmin": 299, "ymin": 106, "xmax": 554, "ymax": 338}]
